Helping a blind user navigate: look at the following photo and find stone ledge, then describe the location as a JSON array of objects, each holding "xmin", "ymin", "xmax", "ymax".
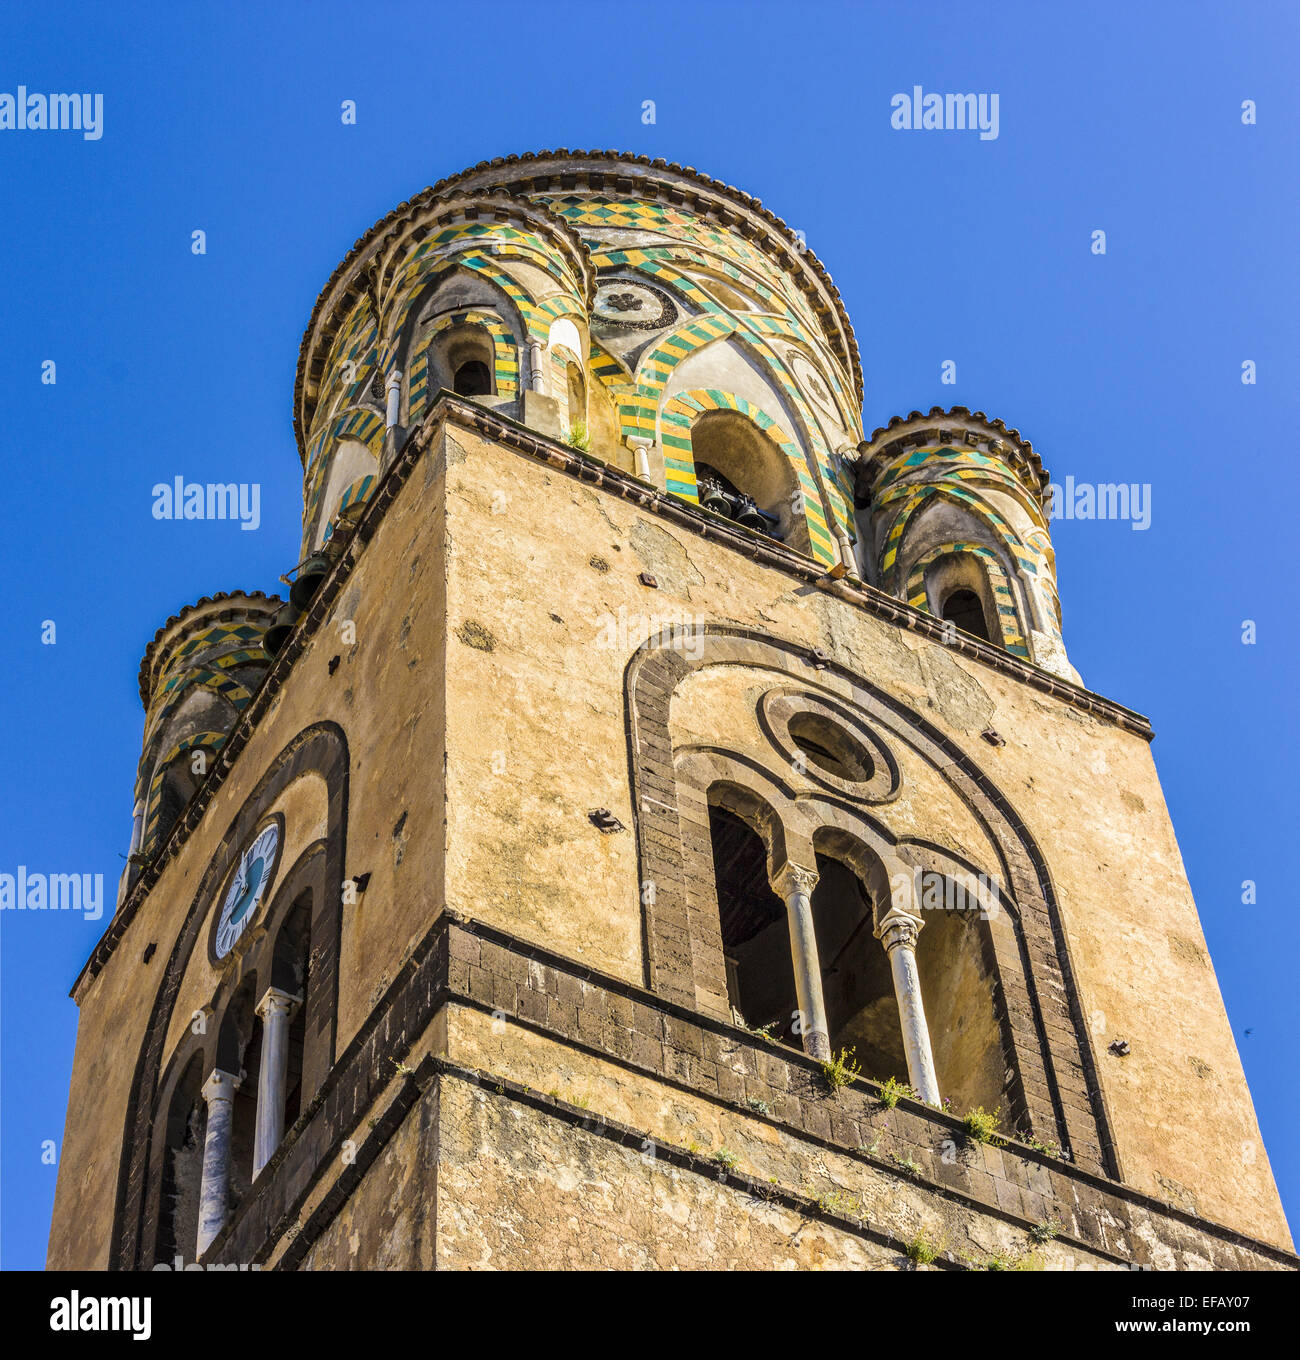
[
  {"xmin": 192, "ymin": 911, "xmax": 1295, "ymax": 1272},
  {"xmin": 442, "ymin": 912, "xmax": 1295, "ymax": 1270}
]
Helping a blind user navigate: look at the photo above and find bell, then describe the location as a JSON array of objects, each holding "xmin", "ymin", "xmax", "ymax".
[
  {"xmin": 263, "ymin": 602, "xmax": 301, "ymax": 656},
  {"xmin": 289, "ymin": 552, "xmax": 331, "ymax": 610},
  {"xmin": 733, "ymin": 496, "xmax": 769, "ymax": 533},
  {"xmin": 697, "ymin": 475, "xmax": 732, "ymax": 518}
]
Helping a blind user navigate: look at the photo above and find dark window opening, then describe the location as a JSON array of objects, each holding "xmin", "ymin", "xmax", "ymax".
[
  {"xmin": 809, "ymin": 856, "xmax": 908, "ymax": 1083},
  {"xmin": 272, "ymin": 894, "xmax": 312, "ymax": 1127},
  {"xmin": 788, "ymin": 713, "xmax": 875, "ymax": 783},
  {"xmin": 453, "ymin": 359, "xmax": 492, "ymax": 396},
  {"xmin": 708, "ymin": 805, "xmax": 797, "ymax": 1041},
  {"xmin": 155, "ymin": 1057, "xmax": 205, "ymax": 1265},
  {"xmin": 940, "ymin": 588, "xmax": 991, "ymax": 642},
  {"xmin": 214, "ymin": 981, "xmax": 260, "ymax": 1214}
]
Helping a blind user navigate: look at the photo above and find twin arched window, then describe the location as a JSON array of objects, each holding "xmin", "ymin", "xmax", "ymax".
[{"xmin": 152, "ymin": 886, "xmax": 315, "ymax": 1264}]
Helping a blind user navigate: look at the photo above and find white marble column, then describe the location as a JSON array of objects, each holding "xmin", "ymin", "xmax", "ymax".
[
  {"xmin": 832, "ymin": 449, "xmax": 861, "ymax": 576},
  {"xmin": 529, "ymin": 340, "xmax": 546, "ymax": 394},
  {"xmin": 629, "ymin": 438, "xmax": 653, "ymax": 483},
  {"xmin": 252, "ymin": 987, "xmax": 302, "ymax": 1178},
  {"xmin": 384, "ymin": 369, "xmax": 403, "ymax": 428},
  {"xmin": 874, "ymin": 905, "xmax": 942, "ymax": 1105},
  {"xmin": 196, "ymin": 1068, "xmax": 242, "ymax": 1257},
  {"xmin": 772, "ymin": 862, "xmax": 831, "ymax": 1062},
  {"xmin": 128, "ymin": 799, "xmax": 144, "ymax": 857}
]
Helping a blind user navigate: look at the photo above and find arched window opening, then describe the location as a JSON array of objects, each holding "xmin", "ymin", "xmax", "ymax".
[
  {"xmin": 940, "ymin": 587, "xmax": 991, "ymax": 642},
  {"xmin": 808, "ymin": 856, "xmax": 908, "ymax": 1083},
  {"xmin": 215, "ymin": 981, "xmax": 260, "ymax": 1214},
  {"xmin": 924, "ymin": 551, "xmax": 1009, "ymax": 649},
  {"xmin": 689, "ymin": 410, "xmax": 804, "ymax": 548},
  {"xmin": 788, "ymin": 713, "xmax": 875, "ymax": 783},
  {"xmin": 423, "ymin": 319, "xmax": 500, "ymax": 403},
  {"xmin": 915, "ymin": 893, "xmax": 1009, "ymax": 1117},
  {"xmin": 453, "ymin": 359, "xmax": 492, "ymax": 396},
  {"xmin": 155, "ymin": 1054, "xmax": 205, "ymax": 1265},
  {"xmin": 707, "ymin": 805, "xmax": 798, "ymax": 1043},
  {"xmin": 271, "ymin": 894, "xmax": 312, "ymax": 1129},
  {"xmin": 155, "ymin": 760, "xmax": 200, "ymax": 846}
]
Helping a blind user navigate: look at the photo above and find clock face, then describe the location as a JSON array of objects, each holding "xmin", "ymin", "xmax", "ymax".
[{"xmin": 214, "ymin": 822, "xmax": 280, "ymax": 960}]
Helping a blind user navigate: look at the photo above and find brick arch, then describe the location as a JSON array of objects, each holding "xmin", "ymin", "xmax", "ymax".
[
  {"xmin": 625, "ymin": 626, "xmax": 1118, "ymax": 1177},
  {"xmin": 386, "ymin": 227, "xmax": 578, "ymax": 353},
  {"xmin": 142, "ymin": 731, "xmax": 228, "ymax": 855},
  {"xmin": 658, "ymin": 389, "xmax": 838, "ymax": 566},
  {"xmin": 408, "ymin": 309, "xmax": 519, "ymax": 422},
  {"xmin": 906, "ymin": 542, "xmax": 1030, "ymax": 659},
  {"xmin": 879, "ymin": 479, "xmax": 1050, "ymax": 599},
  {"xmin": 111, "ymin": 722, "xmax": 350, "ymax": 1270}
]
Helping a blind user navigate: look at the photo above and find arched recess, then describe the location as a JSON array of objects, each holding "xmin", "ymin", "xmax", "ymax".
[
  {"xmin": 303, "ymin": 410, "xmax": 384, "ymax": 547},
  {"xmin": 659, "ymin": 390, "xmax": 834, "ymax": 563},
  {"xmin": 408, "ymin": 309, "xmax": 520, "ymax": 421},
  {"xmin": 112, "ymin": 722, "xmax": 350, "ymax": 1270},
  {"xmin": 675, "ymin": 745, "xmax": 1028, "ymax": 1128},
  {"xmin": 906, "ymin": 543, "xmax": 1030, "ymax": 658},
  {"xmin": 879, "ymin": 480, "xmax": 1046, "ymax": 595},
  {"xmin": 611, "ymin": 302, "xmax": 859, "ymax": 554},
  {"xmin": 142, "ymin": 732, "xmax": 228, "ymax": 855},
  {"xmin": 625, "ymin": 627, "xmax": 1118, "ymax": 1178},
  {"xmin": 809, "ymin": 823, "xmax": 1017, "ymax": 1119},
  {"xmin": 304, "ymin": 438, "xmax": 380, "ymax": 553},
  {"xmin": 152, "ymin": 1051, "xmax": 205, "ymax": 1266}
]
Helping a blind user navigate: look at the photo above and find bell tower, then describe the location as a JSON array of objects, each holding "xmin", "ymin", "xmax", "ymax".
[{"xmin": 49, "ymin": 151, "xmax": 1292, "ymax": 1273}]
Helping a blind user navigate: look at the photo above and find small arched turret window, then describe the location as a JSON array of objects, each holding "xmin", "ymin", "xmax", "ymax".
[
  {"xmin": 939, "ymin": 587, "xmax": 991, "ymax": 642},
  {"xmin": 453, "ymin": 359, "xmax": 492, "ymax": 396},
  {"xmin": 922, "ymin": 551, "xmax": 1007, "ymax": 649}
]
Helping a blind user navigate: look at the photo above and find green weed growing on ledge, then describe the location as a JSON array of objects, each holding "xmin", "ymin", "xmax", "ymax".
[
  {"xmin": 962, "ymin": 1106, "xmax": 1003, "ymax": 1145},
  {"xmin": 906, "ymin": 1232, "xmax": 941, "ymax": 1264},
  {"xmin": 876, "ymin": 1075, "xmax": 917, "ymax": 1108},
  {"xmin": 564, "ymin": 420, "xmax": 590, "ymax": 452},
  {"xmin": 820, "ymin": 1046, "xmax": 861, "ymax": 1091}
]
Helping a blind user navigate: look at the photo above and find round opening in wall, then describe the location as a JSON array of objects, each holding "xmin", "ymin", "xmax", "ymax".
[{"xmin": 788, "ymin": 713, "xmax": 875, "ymax": 783}]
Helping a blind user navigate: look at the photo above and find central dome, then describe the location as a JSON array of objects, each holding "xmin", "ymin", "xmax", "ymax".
[{"xmin": 293, "ymin": 150, "xmax": 866, "ymax": 570}]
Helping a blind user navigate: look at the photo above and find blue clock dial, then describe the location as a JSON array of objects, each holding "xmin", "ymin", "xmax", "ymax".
[{"xmin": 215, "ymin": 823, "xmax": 280, "ymax": 959}]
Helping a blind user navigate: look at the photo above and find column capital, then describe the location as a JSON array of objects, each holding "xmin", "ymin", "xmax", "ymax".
[
  {"xmin": 201, "ymin": 1068, "xmax": 242, "ymax": 1105},
  {"xmin": 874, "ymin": 904, "xmax": 924, "ymax": 953},
  {"xmin": 255, "ymin": 986, "xmax": 302, "ymax": 1023},
  {"xmin": 772, "ymin": 861, "xmax": 819, "ymax": 900}
]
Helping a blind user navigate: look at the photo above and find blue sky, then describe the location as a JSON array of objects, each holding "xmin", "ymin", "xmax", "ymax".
[{"xmin": 1, "ymin": 0, "xmax": 1295, "ymax": 1267}]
